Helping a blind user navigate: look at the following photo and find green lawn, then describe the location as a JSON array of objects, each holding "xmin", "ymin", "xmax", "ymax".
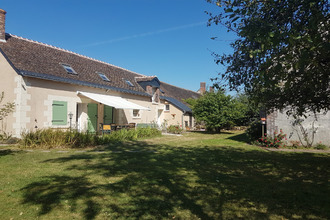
[{"xmin": 0, "ymin": 131, "xmax": 329, "ymax": 219}]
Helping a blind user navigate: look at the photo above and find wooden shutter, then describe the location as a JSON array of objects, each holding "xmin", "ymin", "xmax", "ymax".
[
  {"xmin": 104, "ymin": 105, "xmax": 113, "ymax": 124},
  {"xmin": 52, "ymin": 101, "xmax": 67, "ymax": 125}
]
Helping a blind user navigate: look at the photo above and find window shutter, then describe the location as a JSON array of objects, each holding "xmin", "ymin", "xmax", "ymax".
[{"xmin": 52, "ymin": 101, "xmax": 67, "ymax": 125}]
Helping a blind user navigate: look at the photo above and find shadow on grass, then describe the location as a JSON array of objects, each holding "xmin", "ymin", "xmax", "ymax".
[
  {"xmin": 226, "ymin": 132, "xmax": 250, "ymax": 143},
  {"xmin": 0, "ymin": 149, "xmax": 23, "ymax": 157},
  {"xmin": 21, "ymin": 141, "xmax": 330, "ymax": 219}
]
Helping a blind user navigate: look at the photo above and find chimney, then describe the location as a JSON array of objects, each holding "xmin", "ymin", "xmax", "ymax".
[
  {"xmin": 0, "ymin": 9, "xmax": 6, "ymax": 42},
  {"xmin": 209, "ymin": 86, "xmax": 214, "ymax": 93},
  {"xmin": 200, "ymin": 82, "xmax": 206, "ymax": 94}
]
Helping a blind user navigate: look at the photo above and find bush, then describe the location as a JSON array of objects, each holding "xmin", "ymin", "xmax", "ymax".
[
  {"xmin": 245, "ymin": 119, "xmax": 262, "ymax": 142},
  {"xmin": 167, "ymin": 125, "xmax": 183, "ymax": 134},
  {"xmin": 20, "ymin": 128, "xmax": 161, "ymax": 149},
  {"xmin": 314, "ymin": 142, "xmax": 328, "ymax": 150},
  {"xmin": 257, "ymin": 129, "xmax": 287, "ymax": 148}
]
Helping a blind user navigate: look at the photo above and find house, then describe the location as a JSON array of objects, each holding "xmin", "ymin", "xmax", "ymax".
[{"xmin": 0, "ymin": 9, "xmax": 200, "ymax": 137}]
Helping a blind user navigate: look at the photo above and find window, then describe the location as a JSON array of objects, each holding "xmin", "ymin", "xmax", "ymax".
[
  {"xmin": 124, "ymin": 79, "xmax": 134, "ymax": 87},
  {"xmin": 52, "ymin": 101, "xmax": 67, "ymax": 125},
  {"xmin": 165, "ymin": 104, "xmax": 170, "ymax": 111},
  {"xmin": 98, "ymin": 72, "xmax": 110, "ymax": 82},
  {"xmin": 61, "ymin": 64, "xmax": 77, "ymax": 75},
  {"xmin": 132, "ymin": 109, "xmax": 141, "ymax": 118}
]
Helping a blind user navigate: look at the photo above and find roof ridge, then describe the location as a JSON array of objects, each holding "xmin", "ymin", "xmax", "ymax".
[
  {"xmin": 161, "ymin": 81, "xmax": 200, "ymax": 95},
  {"xmin": 135, "ymin": 75, "xmax": 157, "ymax": 79},
  {"xmin": 7, "ymin": 33, "xmax": 147, "ymax": 77}
]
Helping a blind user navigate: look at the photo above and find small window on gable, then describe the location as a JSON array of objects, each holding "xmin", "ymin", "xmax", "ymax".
[
  {"xmin": 165, "ymin": 104, "xmax": 170, "ymax": 111},
  {"xmin": 124, "ymin": 79, "xmax": 134, "ymax": 87},
  {"xmin": 61, "ymin": 64, "xmax": 77, "ymax": 75},
  {"xmin": 98, "ymin": 72, "xmax": 110, "ymax": 82},
  {"xmin": 132, "ymin": 109, "xmax": 141, "ymax": 118}
]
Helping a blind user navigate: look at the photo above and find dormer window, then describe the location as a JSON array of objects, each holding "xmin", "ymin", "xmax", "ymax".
[
  {"xmin": 98, "ymin": 72, "xmax": 110, "ymax": 82},
  {"xmin": 61, "ymin": 64, "xmax": 77, "ymax": 75},
  {"xmin": 124, "ymin": 79, "xmax": 134, "ymax": 87}
]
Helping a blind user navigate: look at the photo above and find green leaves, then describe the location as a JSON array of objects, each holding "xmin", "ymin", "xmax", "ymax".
[
  {"xmin": 207, "ymin": 0, "xmax": 330, "ymax": 116},
  {"xmin": 191, "ymin": 91, "xmax": 251, "ymax": 131}
]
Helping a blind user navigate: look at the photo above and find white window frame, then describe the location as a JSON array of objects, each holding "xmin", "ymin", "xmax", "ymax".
[
  {"xmin": 97, "ymin": 72, "xmax": 110, "ymax": 82},
  {"xmin": 164, "ymin": 104, "xmax": 170, "ymax": 112},
  {"xmin": 124, "ymin": 79, "xmax": 134, "ymax": 87},
  {"xmin": 61, "ymin": 63, "xmax": 77, "ymax": 75}
]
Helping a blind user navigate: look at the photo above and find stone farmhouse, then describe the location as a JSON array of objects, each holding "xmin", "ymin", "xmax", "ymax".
[{"xmin": 0, "ymin": 9, "xmax": 200, "ymax": 137}]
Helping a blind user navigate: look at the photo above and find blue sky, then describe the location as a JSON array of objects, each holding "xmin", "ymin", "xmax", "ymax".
[{"xmin": 2, "ymin": 0, "xmax": 237, "ymax": 92}]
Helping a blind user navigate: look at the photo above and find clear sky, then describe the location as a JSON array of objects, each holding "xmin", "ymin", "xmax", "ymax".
[{"xmin": 1, "ymin": 0, "xmax": 237, "ymax": 92}]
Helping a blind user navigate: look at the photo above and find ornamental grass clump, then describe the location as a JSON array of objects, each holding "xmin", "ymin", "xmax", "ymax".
[
  {"xmin": 258, "ymin": 129, "xmax": 287, "ymax": 148},
  {"xmin": 21, "ymin": 128, "xmax": 161, "ymax": 148}
]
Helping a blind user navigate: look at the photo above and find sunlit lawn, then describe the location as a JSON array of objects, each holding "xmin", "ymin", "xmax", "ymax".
[{"xmin": 0, "ymin": 131, "xmax": 329, "ymax": 219}]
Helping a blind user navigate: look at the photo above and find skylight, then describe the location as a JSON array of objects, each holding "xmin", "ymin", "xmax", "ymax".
[
  {"xmin": 125, "ymin": 79, "xmax": 134, "ymax": 87},
  {"xmin": 98, "ymin": 72, "xmax": 110, "ymax": 82},
  {"xmin": 61, "ymin": 64, "xmax": 77, "ymax": 75}
]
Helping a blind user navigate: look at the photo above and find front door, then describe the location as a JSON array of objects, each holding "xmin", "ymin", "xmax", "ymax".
[
  {"xmin": 87, "ymin": 103, "xmax": 98, "ymax": 133},
  {"xmin": 104, "ymin": 105, "xmax": 113, "ymax": 124}
]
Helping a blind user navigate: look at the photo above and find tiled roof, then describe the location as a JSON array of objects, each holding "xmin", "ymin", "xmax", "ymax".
[
  {"xmin": 161, "ymin": 96, "xmax": 192, "ymax": 113},
  {"xmin": 160, "ymin": 81, "xmax": 200, "ymax": 101},
  {"xmin": 160, "ymin": 82, "xmax": 200, "ymax": 113},
  {"xmin": 0, "ymin": 34, "xmax": 148, "ymax": 96},
  {"xmin": 0, "ymin": 33, "xmax": 200, "ymax": 107}
]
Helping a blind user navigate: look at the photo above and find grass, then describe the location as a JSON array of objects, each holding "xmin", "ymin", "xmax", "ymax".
[{"xmin": 0, "ymin": 131, "xmax": 329, "ymax": 219}]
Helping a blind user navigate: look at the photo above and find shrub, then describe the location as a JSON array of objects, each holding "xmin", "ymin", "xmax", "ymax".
[
  {"xmin": 137, "ymin": 127, "xmax": 161, "ymax": 138},
  {"xmin": 20, "ymin": 128, "xmax": 161, "ymax": 148},
  {"xmin": 257, "ymin": 129, "xmax": 287, "ymax": 148},
  {"xmin": 245, "ymin": 119, "xmax": 262, "ymax": 142},
  {"xmin": 167, "ymin": 125, "xmax": 183, "ymax": 134},
  {"xmin": 314, "ymin": 142, "xmax": 328, "ymax": 150}
]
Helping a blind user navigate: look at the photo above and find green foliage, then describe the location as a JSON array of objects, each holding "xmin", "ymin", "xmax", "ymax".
[
  {"xmin": 257, "ymin": 129, "xmax": 287, "ymax": 148},
  {"xmin": 245, "ymin": 119, "xmax": 262, "ymax": 142},
  {"xmin": 20, "ymin": 128, "xmax": 161, "ymax": 148},
  {"xmin": 207, "ymin": 0, "xmax": 330, "ymax": 116},
  {"xmin": 233, "ymin": 93, "xmax": 260, "ymax": 126},
  {"xmin": 167, "ymin": 125, "xmax": 183, "ymax": 134},
  {"xmin": 314, "ymin": 142, "xmax": 328, "ymax": 150},
  {"xmin": 192, "ymin": 91, "xmax": 249, "ymax": 132},
  {"xmin": 184, "ymin": 97, "xmax": 198, "ymax": 108}
]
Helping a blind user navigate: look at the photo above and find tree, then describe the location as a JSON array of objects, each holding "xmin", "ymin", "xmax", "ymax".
[
  {"xmin": 232, "ymin": 92, "xmax": 260, "ymax": 126},
  {"xmin": 207, "ymin": 0, "xmax": 330, "ymax": 116},
  {"xmin": 191, "ymin": 90, "xmax": 246, "ymax": 132}
]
